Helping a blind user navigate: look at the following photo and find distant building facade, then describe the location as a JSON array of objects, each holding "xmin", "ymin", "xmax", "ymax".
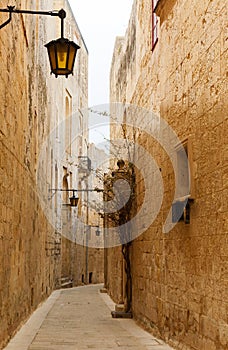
[
  {"xmin": 87, "ymin": 143, "xmax": 107, "ymax": 284},
  {"xmin": 47, "ymin": 0, "xmax": 90, "ymax": 289},
  {"xmin": 107, "ymin": 0, "xmax": 227, "ymax": 349}
]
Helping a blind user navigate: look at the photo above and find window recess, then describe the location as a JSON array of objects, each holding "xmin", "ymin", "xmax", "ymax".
[
  {"xmin": 152, "ymin": 0, "xmax": 159, "ymax": 50},
  {"xmin": 172, "ymin": 137, "xmax": 195, "ymax": 224}
]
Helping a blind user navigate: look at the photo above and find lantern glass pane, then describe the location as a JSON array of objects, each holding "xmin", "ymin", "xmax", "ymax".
[
  {"xmin": 56, "ymin": 42, "xmax": 68, "ymax": 69},
  {"xmin": 68, "ymin": 45, "xmax": 76, "ymax": 71},
  {"xmin": 48, "ymin": 45, "xmax": 57, "ymax": 70}
]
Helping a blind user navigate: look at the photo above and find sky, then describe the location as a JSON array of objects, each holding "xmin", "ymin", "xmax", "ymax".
[{"xmin": 68, "ymin": 0, "xmax": 134, "ymax": 108}]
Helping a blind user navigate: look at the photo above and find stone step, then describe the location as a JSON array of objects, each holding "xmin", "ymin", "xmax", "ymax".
[
  {"xmin": 60, "ymin": 277, "xmax": 73, "ymax": 289},
  {"xmin": 111, "ymin": 310, "xmax": 133, "ymax": 318}
]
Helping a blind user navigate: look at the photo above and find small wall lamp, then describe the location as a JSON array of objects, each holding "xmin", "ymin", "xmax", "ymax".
[
  {"xmin": 49, "ymin": 187, "xmax": 103, "ymax": 207},
  {"xmin": 0, "ymin": 6, "xmax": 80, "ymax": 77},
  {"xmin": 87, "ymin": 226, "xmax": 101, "ymax": 237},
  {"xmin": 95, "ymin": 227, "xmax": 101, "ymax": 237},
  {"xmin": 69, "ymin": 191, "xmax": 79, "ymax": 207}
]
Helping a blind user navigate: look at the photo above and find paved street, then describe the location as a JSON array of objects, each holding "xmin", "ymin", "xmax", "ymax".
[{"xmin": 4, "ymin": 285, "xmax": 173, "ymax": 350}]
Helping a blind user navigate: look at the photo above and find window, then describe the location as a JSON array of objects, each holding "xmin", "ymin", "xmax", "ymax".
[
  {"xmin": 65, "ymin": 90, "xmax": 72, "ymax": 156},
  {"xmin": 152, "ymin": 0, "xmax": 159, "ymax": 49},
  {"xmin": 62, "ymin": 167, "xmax": 69, "ymax": 204},
  {"xmin": 89, "ymin": 272, "xmax": 93, "ymax": 284},
  {"xmin": 175, "ymin": 137, "xmax": 194, "ymax": 199},
  {"xmin": 176, "ymin": 142, "xmax": 190, "ymax": 198},
  {"xmin": 172, "ymin": 137, "xmax": 195, "ymax": 224}
]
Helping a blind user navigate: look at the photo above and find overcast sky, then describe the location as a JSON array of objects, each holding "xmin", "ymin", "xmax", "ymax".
[{"xmin": 68, "ymin": 0, "xmax": 134, "ymax": 107}]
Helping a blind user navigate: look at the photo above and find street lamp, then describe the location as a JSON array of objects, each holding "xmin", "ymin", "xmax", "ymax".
[
  {"xmin": 69, "ymin": 191, "xmax": 79, "ymax": 207},
  {"xmin": 95, "ymin": 227, "xmax": 101, "ymax": 237},
  {"xmin": 45, "ymin": 9, "xmax": 80, "ymax": 78},
  {"xmin": 49, "ymin": 188, "xmax": 103, "ymax": 207},
  {"xmin": 0, "ymin": 6, "xmax": 80, "ymax": 77}
]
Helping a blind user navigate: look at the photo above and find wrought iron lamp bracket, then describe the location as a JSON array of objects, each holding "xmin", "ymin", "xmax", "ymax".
[
  {"xmin": 0, "ymin": 6, "xmax": 66, "ymax": 31},
  {"xmin": 0, "ymin": 6, "xmax": 14, "ymax": 29},
  {"xmin": 48, "ymin": 188, "xmax": 103, "ymax": 207}
]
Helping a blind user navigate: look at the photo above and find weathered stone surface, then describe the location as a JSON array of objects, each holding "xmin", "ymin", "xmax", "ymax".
[
  {"xmin": 0, "ymin": 0, "xmax": 89, "ymax": 348},
  {"xmin": 4, "ymin": 285, "xmax": 174, "ymax": 350},
  {"xmin": 107, "ymin": 0, "xmax": 228, "ymax": 349}
]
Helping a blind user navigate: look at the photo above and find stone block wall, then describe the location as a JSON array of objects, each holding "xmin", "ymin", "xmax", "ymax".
[
  {"xmin": 108, "ymin": 0, "xmax": 228, "ymax": 349},
  {"xmin": 0, "ymin": 1, "xmax": 58, "ymax": 347},
  {"xmin": 0, "ymin": 0, "xmax": 90, "ymax": 347}
]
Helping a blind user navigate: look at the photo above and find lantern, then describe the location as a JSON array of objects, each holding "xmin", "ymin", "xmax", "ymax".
[
  {"xmin": 45, "ymin": 37, "xmax": 80, "ymax": 78},
  {"xmin": 69, "ymin": 192, "xmax": 79, "ymax": 207}
]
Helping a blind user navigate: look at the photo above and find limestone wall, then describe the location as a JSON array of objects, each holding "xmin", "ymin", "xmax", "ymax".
[
  {"xmin": 109, "ymin": 0, "xmax": 228, "ymax": 349},
  {"xmin": 0, "ymin": 0, "xmax": 88, "ymax": 347},
  {"xmin": 0, "ymin": 1, "xmax": 54, "ymax": 346}
]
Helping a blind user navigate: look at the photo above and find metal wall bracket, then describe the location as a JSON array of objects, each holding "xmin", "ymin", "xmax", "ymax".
[{"xmin": 0, "ymin": 6, "xmax": 15, "ymax": 29}]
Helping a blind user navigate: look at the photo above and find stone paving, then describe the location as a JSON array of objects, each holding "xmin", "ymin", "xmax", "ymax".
[{"xmin": 4, "ymin": 285, "xmax": 173, "ymax": 350}]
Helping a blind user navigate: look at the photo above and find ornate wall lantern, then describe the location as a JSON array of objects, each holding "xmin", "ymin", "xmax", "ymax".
[
  {"xmin": 49, "ymin": 187, "xmax": 103, "ymax": 208},
  {"xmin": 95, "ymin": 227, "xmax": 101, "ymax": 236},
  {"xmin": 69, "ymin": 191, "xmax": 79, "ymax": 207},
  {"xmin": 44, "ymin": 9, "xmax": 80, "ymax": 77},
  {"xmin": 0, "ymin": 6, "xmax": 80, "ymax": 77}
]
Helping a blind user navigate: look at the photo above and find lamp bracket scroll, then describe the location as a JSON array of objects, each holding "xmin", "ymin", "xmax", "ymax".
[{"xmin": 0, "ymin": 6, "xmax": 14, "ymax": 29}]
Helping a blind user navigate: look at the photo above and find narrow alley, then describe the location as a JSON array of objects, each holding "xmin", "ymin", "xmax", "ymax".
[
  {"xmin": 4, "ymin": 285, "xmax": 173, "ymax": 350},
  {"xmin": 0, "ymin": 1, "xmax": 227, "ymax": 349}
]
